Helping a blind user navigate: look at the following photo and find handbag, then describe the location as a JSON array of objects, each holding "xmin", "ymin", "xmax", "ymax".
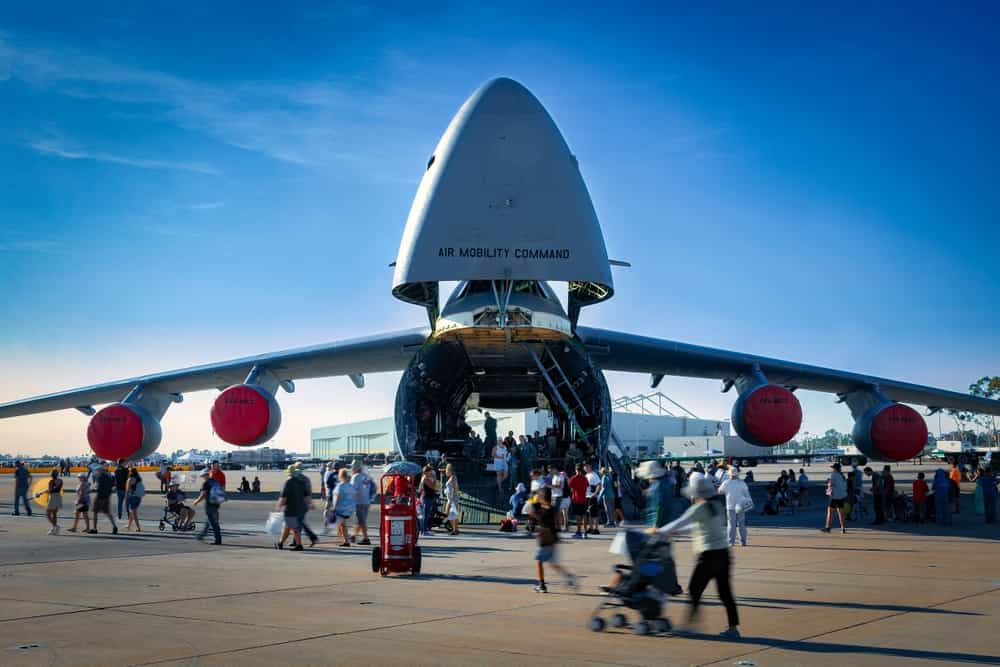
[{"xmin": 264, "ymin": 512, "xmax": 285, "ymax": 535}]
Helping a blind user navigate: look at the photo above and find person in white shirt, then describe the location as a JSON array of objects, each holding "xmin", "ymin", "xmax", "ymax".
[
  {"xmin": 823, "ymin": 463, "xmax": 848, "ymax": 534},
  {"xmin": 583, "ymin": 463, "xmax": 603, "ymax": 535},
  {"xmin": 492, "ymin": 442, "xmax": 509, "ymax": 493},
  {"xmin": 350, "ymin": 461, "xmax": 374, "ymax": 545},
  {"xmin": 718, "ymin": 467, "xmax": 752, "ymax": 547}
]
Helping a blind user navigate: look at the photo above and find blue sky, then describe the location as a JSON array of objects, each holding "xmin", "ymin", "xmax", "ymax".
[{"xmin": 1, "ymin": 3, "xmax": 997, "ymax": 456}]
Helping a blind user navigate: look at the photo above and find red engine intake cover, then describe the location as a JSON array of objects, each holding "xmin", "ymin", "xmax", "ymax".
[
  {"xmin": 733, "ymin": 384, "xmax": 803, "ymax": 446},
  {"xmin": 87, "ymin": 404, "xmax": 146, "ymax": 460},
  {"xmin": 869, "ymin": 403, "xmax": 928, "ymax": 462},
  {"xmin": 211, "ymin": 384, "xmax": 279, "ymax": 446}
]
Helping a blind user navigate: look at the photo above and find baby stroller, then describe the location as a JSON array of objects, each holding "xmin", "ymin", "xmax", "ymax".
[
  {"xmin": 589, "ymin": 530, "xmax": 680, "ymax": 636},
  {"xmin": 158, "ymin": 503, "xmax": 196, "ymax": 532}
]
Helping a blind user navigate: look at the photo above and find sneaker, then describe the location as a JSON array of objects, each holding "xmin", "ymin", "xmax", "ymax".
[
  {"xmin": 309, "ymin": 537, "xmax": 318, "ymax": 547},
  {"xmin": 11, "ymin": 512, "xmax": 19, "ymax": 516},
  {"xmin": 719, "ymin": 627, "xmax": 741, "ymax": 640},
  {"xmin": 533, "ymin": 583, "xmax": 548, "ymax": 593},
  {"xmin": 842, "ymin": 527, "xmax": 847, "ymax": 534},
  {"xmin": 67, "ymin": 528, "xmax": 77, "ymax": 533},
  {"xmin": 290, "ymin": 545, "xmax": 304, "ymax": 551},
  {"xmin": 820, "ymin": 527, "xmax": 831, "ymax": 533},
  {"xmin": 87, "ymin": 529, "xmax": 98, "ymax": 534},
  {"xmin": 112, "ymin": 526, "xmax": 118, "ymax": 535},
  {"xmin": 46, "ymin": 527, "xmax": 54, "ymax": 535},
  {"xmin": 359, "ymin": 538, "xmax": 372, "ymax": 545},
  {"xmin": 52, "ymin": 525, "xmax": 60, "ymax": 535},
  {"xmin": 274, "ymin": 542, "xmax": 284, "ymax": 550},
  {"xmin": 339, "ymin": 542, "xmax": 351, "ymax": 547},
  {"xmin": 592, "ymin": 528, "xmax": 600, "ymax": 535}
]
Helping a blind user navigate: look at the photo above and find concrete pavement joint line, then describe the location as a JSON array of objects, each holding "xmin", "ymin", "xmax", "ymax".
[
  {"xmin": 696, "ymin": 586, "xmax": 1000, "ymax": 667},
  {"xmin": 0, "ymin": 550, "xmax": 204, "ymax": 568},
  {"xmin": 107, "ymin": 607, "xmax": 300, "ymax": 632},
  {"xmin": 132, "ymin": 600, "xmax": 560, "ymax": 666}
]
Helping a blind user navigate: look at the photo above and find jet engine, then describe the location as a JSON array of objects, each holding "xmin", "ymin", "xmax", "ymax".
[
  {"xmin": 211, "ymin": 384, "xmax": 282, "ymax": 446},
  {"xmin": 87, "ymin": 403, "xmax": 162, "ymax": 460},
  {"xmin": 730, "ymin": 369, "xmax": 802, "ymax": 446},
  {"xmin": 852, "ymin": 402, "xmax": 927, "ymax": 462}
]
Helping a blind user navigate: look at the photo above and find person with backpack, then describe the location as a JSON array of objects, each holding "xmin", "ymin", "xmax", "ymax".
[
  {"xmin": 125, "ymin": 467, "xmax": 145, "ymax": 532},
  {"xmin": 193, "ymin": 469, "xmax": 223, "ymax": 545},
  {"xmin": 651, "ymin": 475, "xmax": 740, "ymax": 639}
]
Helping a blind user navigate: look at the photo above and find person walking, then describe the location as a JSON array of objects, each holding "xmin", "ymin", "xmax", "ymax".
[
  {"xmin": 193, "ymin": 469, "xmax": 223, "ymax": 545},
  {"xmin": 90, "ymin": 465, "xmax": 118, "ymax": 534},
  {"xmin": 568, "ymin": 464, "xmax": 589, "ymax": 539},
  {"xmin": 823, "ymin": 463, "xmax": 848, "ymax": 533},
  {"xmin": 932, "ymin": 468, "xmax": 951, "ymax": 526},
  {"xmin": 419, "ymin": 464, "xmax": 438, "ymax": 537},
  {"xmin": 291, "ymin": 463, "xmax": 318, "ymax": 547},
  {"xmin": 113, "ymin": 458, "xmax": 129, "ymax": 520},
  {"xmin": 125, "ymin": 467, "xmax": 145, "ymax": 532},
  {"xmin": 12, "ymin": 460, "xmax": 32, "ymax": 516},
  {"xmin": 350, "ymin": 460, "xmax": 374, "ymax": 545},
  {"xmin": 40, "ymin": 468, "xmax": 64, "ymax": 535},
  {"xmin": 652, "ymin": 475, "xmax": 740, "ymax": 639},
  {"xmin": 209, "ymin": 460, "xmax": 227, "ymax": 489},
  {"xmin": 331, "ymin": 468, "xmax": 356, "ymax": 547},
  {"xmin": 527, "ymin": 487, "xmax": 577, "ymax": 593},
  {"xmin": 719, "ymin": 467, "xmax": 751, "ymax": 546},
  {"xmin": 276, "ymin": 465, "xmax": 308, "ymax": 550},
  {"xmin": 912, "ymin": 472, "xmax": 929, "ymax": 523},
  {"xmin": 492, "ymin": 439, "xmax": 509, "ymax": 494},
  {"xmin": 67, "ymin": 472, "xmax": 91, "ymax": 533},
  {"xmin": 865, "ymin": 466, "xmax": 885, "ymax": 525}
]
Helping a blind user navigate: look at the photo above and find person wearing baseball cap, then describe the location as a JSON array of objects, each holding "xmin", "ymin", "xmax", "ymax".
[
  {"xmin": 651, "ymin": 475, "xmax": 740, "ymax": 639},
  {"xmin": 193, "ymin": 469, "xmax": 223, "ymax": 545}
]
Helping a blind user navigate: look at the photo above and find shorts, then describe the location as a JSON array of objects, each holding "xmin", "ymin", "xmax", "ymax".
[
  {"xmin": 356, "ymin": 503, "xmax": 370, "ymax": 525},
  {"xmin": 588, "ymin": 498, "xmax": 601, "ymax": 517},
  {"xmin": 829, "ymin": 498, "xmax": 845, "ymax": 509},
  {"xmin": 534, "ymin": 544, "xmax": 557, "ymax": 563},
  {"xmin": 494, "ymin": 460, "xmax": 508, "ymax": 473},
  {"xmin": 559, "ymin": 498, "xmax": 571, "ymax": 511},
  {"xmin": 284, "ymin": 515, "xmax": 302, "ymax": 530},
  {"xmin": 571, "ymin": 502, "xmax": 587, "ymax": 518},
  {"xmin": 75, "ymin": 502, "xmax": 90, "ymax": 514},
  {"xmin": 47, "ymin": 496, "xmax": 63, "ymax": 511},
  {"xmin": 127, "ymin": 497, "xmax": 142, "ymax": 511},
  {"xmin": 94, "ymin": 497, "xmax": 111, "ymax": 513}
]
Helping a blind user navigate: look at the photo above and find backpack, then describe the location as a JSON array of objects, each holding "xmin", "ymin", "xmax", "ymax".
[
  {"xmin": 208, "ymin": 480, "xmax": 226, "ymax": 505},
  {"xmin": 132, "ymin": 481, "xmax": 145, "ymax": 499}
]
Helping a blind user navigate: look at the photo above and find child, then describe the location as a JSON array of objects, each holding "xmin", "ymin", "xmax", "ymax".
[
  {"xmin": 68, "ymin": 472, "xmax": 91, "ymax": 533},
  {"xmin": 526, "ymin": 487, "xmax": 576, "ymax": 593},
  {"xmin": 912, "ymin": 472, "xmax": 929, "ymax": 523}
]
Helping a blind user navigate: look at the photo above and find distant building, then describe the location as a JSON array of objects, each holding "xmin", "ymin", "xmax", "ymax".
[
  {"xmin": 311, "ymin": 417, "xmax": 394, "ymax": 459},
  {"xmin": 228, "ymin": 447, "xmax": 287, "ymax": 465}
]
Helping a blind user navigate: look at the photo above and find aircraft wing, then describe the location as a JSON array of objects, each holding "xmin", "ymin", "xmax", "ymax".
[
  {"xmin": 0, "ymin": 328, "xmax": 430, "ymax": 418},
  {"xmin": 576, "ymin": 326, "xmax": 1000, "ymax": 415}
]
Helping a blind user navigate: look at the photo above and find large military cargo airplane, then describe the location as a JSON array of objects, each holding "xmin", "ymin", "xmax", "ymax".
[{"xmin": 2, "ymin": 78, "xmax": 998, "ymax": 491}]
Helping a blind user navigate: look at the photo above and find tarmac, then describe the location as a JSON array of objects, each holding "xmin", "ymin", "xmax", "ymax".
[{"xmin": 1, "ymin": 468, "xmax": 998, "ymax": 666}]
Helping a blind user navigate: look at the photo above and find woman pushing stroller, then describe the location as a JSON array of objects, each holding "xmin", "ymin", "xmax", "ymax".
[{"xmin": 649, "ymin": 474, "xmax": 741, "ymax": 640}]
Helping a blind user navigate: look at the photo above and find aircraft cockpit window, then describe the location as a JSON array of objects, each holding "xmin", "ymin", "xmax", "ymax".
[{"xmin": 426, "ymin": 155, "xmax": 435, "ymax": 170}]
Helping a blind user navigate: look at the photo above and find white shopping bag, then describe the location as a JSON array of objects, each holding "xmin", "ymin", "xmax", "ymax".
[
  {"xmin": 608, "ymin": 529, "xmax": 630, "ymax": 557},
  {"xmin": 264, "ymin": 512, "xmax": 285, "ymax": 535}
]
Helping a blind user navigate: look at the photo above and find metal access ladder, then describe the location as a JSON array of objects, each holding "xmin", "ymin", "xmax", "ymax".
[{"xmin": 524, "ymin": 343, "xmax": 592, "ymax": 443}]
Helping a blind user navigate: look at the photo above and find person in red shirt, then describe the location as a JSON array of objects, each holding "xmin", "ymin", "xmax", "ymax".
[
  {"xmin": 209, "ymin": 461, "xmax": 226, "ymax": 489},
  {"xmin": 912, "ymin": 472, "xmax": 929, "ymax": 523},
  {"xmin": 568, "ymin": 464, "xmax": 590, "ymax": 539}
]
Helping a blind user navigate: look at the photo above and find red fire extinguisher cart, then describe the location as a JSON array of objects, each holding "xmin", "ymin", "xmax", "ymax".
[{"xmin": 371, "ymin": 471, "xmax": 421, "ymax": 576}]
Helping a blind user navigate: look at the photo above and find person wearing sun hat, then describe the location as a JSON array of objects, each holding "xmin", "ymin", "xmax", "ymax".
[{"xmin": 651, "ymin": 475, "xmax": 740, "ymax": 639}]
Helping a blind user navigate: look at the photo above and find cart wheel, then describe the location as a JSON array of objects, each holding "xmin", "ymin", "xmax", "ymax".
[
  {"xmin": 588, "ymin": 617, "xmax": 606, "ymax": 632},
  {"xmin": 610, "ymin": 613, "xmax": 627, "ymax": 628},
  {"xmin": 158, "ymin": 522, "xmax": 165, "ymax": 532},
  {"xmin": 412, "ymin": 546, "xmax": 422, "ymax": 575},
  {"xmin": 371, "ymin": 547, "xmax": 381, "ymax": 574},
  {"xmin": 654, "ymin": 618, "xmax": 671, "ymax": 634},
  {"xmin": 634, "ymin": 621, "xmax": 650, "ymax": 636}
]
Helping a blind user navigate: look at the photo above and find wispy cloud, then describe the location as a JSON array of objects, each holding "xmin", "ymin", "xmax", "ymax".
[
  {"xmin": 26, "ymin": 139, "xmax": 220, "ymax": 175},
  {"xmin": 180, "ymin": 202, "xmax": 225, "ymax": 210},
  {"xmin": 0, "ymin": 32, "xmax": 431, "ymax": 171}
]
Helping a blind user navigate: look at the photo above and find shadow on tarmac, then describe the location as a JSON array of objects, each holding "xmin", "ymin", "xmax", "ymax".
[
  {"xmin": 735, "ymin": 595, "xmax": 984, "ymax": 616},
  {"xmin": 690, "ymin": 633, "xmax": 1000, "ymax": 664}
]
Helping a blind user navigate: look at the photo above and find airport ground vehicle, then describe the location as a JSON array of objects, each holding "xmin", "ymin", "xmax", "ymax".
[{"xmin": 371, "ymin": 469, "xmax": 422, "ymax": 576}]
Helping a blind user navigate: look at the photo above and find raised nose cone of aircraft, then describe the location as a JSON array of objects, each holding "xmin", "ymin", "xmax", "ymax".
[{"xmin": 392, "ymin": 78, "xmax": 612, "ymax": 312}]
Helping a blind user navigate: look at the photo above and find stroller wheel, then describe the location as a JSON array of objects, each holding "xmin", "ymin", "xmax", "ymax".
[
  {"xmin": 158, "ymin": 522, "xmax": 165, "ymax": 532},
  {"xmin": 588, "ymin": 617, "xmax": 606, "ymax": 632},
  {"xmin": 610, "ymin": 613, "xmax": 627, "ymax": 628},
  {"xmin": 654, "ymin": 618, "xmax": 671, "ymax": 634},
  {"xmin": 634, "ymin": 621, "xmax": 650, "ymax": 636}
]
